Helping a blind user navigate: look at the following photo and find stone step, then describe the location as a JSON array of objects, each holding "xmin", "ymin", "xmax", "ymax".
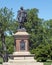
[
  {"xmin": 8, "ymin": 59, "xmax": 36, "ymax": 63},
  {"xmin": 3, "ymin": 62, "xmax": 43, "ymax": 65},
  {"xmin": 13, "ymin": 52, "xmax": 31, "ymax": 55}
]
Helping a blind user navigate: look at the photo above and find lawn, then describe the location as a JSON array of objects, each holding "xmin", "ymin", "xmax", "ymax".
[
  {"xmin": 44, "ymin": 61, "xmax": 52, "ymax": 65},
  {"xmin": 0, "ymin": 58, "xmax": 3, "ymax": 64}
]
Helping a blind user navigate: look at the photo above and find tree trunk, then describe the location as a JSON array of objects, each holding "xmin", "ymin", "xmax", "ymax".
[{"xmin": 1, "ymin": 32, "xmax": 8, "ymax": 62}]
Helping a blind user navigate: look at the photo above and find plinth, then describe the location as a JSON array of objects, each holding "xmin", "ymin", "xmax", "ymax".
[
  {"xmin": 14, "ymin": 29, "xmax": 29, "ymax": 52},
  {"xmin": 3, "ymin": 28, "xmax": 43, "ymax": 65},
  {"xmin": 13, "ymin": 28, "xmax": 35, "ymax": 60}
]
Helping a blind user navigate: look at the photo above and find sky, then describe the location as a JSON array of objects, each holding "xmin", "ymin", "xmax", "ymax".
[{"xmin": 0, "ymin": 0, "xmax": 52, "ymax": 20}]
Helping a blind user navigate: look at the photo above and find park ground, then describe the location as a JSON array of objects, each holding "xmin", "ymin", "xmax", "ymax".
[{"xmin": 44, "ymin": 61, "xmax": 52, "ymax": 65}]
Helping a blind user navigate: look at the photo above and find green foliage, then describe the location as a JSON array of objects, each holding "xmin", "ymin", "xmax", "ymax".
[
  {"xmin": 35, "ymin": 44, "xmax": 49, "ymax": 62},
  {"xmin": 0, "ymin": 36, "xmax": 14, "ymax": 54},
  {"xmin": 24, "ymin": 8, "xmax": 44, "ymax": 49},
  {"xmin": 5, "ymin": 36, "xmax": 14, "ymax": 54},
  {"xmin": 0, "ymin": 7, "xmax": 13, "ymax": 31},
  {"xmin": 24, "ymin": 9, "xmax": 52, "ymax": 62},
  {"xmin": 0, "ymin": 7, "xmax": 18, "ymax": 34},
  {"xmin": 0, "ymin": 7, "xmax": 15, "ymax": 55},
  {"xmin": 32, "ymin": 44, "xmax": 52, "ymax": 62}
]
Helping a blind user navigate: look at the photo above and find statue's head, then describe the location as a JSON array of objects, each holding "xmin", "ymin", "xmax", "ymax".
[{"xmin": 20, "ymin": 7, "xmax": 23, "ymax": 10}]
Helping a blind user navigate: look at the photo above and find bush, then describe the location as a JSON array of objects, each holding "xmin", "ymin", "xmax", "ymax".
[{"xmin": 34, "ymin": 44, "xmax": 50, "ymax": 62}]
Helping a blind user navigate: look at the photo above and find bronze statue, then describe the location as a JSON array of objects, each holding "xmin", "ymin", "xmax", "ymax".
[{"xmin": 17, "ymin": 7, "xmax": 27, "ymax": 29}]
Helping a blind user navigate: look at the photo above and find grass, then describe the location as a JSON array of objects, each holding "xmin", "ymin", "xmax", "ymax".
[
  {"xmin": 44, "ymin": 60, "xmax": 52, "ymax": 65},
  {"xmin": 44, "ymin": 62, "xmax": 51, "ymax": 65},
  {"xmin": 0, "ymin": 58, "xmax": 3, "ymax": 64}
]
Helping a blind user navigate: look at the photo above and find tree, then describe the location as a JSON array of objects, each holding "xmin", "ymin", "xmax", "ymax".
[
  {"xmin": 24, "ymin": 8, "xmax": 44, "ymax": 49},
  {"xmin": 24, "ymin": 8, "xmax": 52, "ymax": 62},
  {"xmin": 0, "ymin": 7, "xmax": 17, "ymax": 62},
  {"xmin": 0, "ymin": 7, "xmax": 18, "ymax": 32},
  {"xmin": 35, "ymin": 44, "xmax": 51, "ymax": 62},
  {"xmin": 45, "ymin": 19, "xmax": 52, "ymax": 44}
]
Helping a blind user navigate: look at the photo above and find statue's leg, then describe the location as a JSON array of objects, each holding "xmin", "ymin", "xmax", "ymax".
[
  {"xmin": 20, "ymin": 23, "xmax": 22, "ymax": 29},
  {"xmin": 22, "ymin": 22, "xmax": 24, "ymax": 28}
]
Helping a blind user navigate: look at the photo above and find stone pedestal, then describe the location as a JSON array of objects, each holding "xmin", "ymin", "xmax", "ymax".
[
  {"xmin": 14, "ymin": 29, "xmax": 29, "ymax": 52},
  {"xmin": 3, "ymin": 29, "xmax": 43, "ymax": 65}
]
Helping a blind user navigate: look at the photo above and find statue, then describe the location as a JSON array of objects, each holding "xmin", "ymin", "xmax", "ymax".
[{"xmin": 17, "ymin": 7, "xmax": 27, "ymax": 29}]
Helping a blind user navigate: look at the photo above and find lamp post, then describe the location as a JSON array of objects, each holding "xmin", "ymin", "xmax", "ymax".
[{"xmin": 0, "ymin": 23, "xmax": 8, "ymax": 62}]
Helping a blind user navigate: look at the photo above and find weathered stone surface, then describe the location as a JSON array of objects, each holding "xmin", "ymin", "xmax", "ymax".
[
  {"xmin": 3, "ymin": 62, "xmax": 43, "ymax": 65},
  {"xmin": 3, "ymin": 52, "xmax": 43, "ymax": 65}
]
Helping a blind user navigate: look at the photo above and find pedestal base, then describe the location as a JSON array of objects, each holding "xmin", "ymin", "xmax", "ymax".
[
  {"xmin": 3, "ymin": 61, "xmax": 43, "ymax": 65},
  {"xmin": 3, "ymin": 52, "xmax": 43, "ymax": 65},
  {"xmin": 13, "ymin": 52, "xmax": 36, "ymax": 60}
]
